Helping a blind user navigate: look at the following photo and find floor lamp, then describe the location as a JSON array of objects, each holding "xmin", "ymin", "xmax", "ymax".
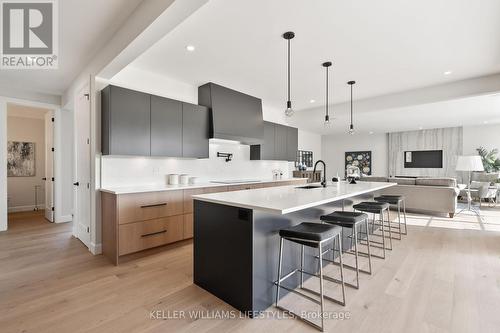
[{"xmin": 456, "ymin": 155, "xmax": 484, "ymax": 216}]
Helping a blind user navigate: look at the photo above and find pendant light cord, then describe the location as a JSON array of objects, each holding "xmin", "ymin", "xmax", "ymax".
[
  {"xmin": 350, "ymin": 84, "xmax": 353, "ymax": 126},
  {"xmin": 326, "ymin": 66, "xmax": 329, "ymax": 117},
  {"xmin": 287, "ymin": 39, "xmax": 291, "ymax": 102}
]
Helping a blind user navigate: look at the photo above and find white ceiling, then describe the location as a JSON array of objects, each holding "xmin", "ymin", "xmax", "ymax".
[
  {"xmin": 128, "ymin": 0, "xmax": 500, "ymax": 116},
  {"xmin": 291, "ymin": 93, "xmax": 500, "ymax": 135},
  {"xmin": 0, "ymin": 0, "xmax": 143, "ymax": 96}
]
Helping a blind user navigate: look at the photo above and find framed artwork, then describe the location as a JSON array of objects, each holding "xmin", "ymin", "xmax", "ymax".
[
  {"xmin": 345, "ymin": 151, "xmax": 372, "ymax": 176},
  {"xmin": 295, "ymin": 150, "xmax": 313, "ymax": 169},
  {"xmin": 7, "ymin": 141, "xmax": 36, "ymax": 177}
]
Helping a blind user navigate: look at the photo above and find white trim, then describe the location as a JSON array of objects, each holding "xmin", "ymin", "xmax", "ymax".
[
  {"xmin": 90, "ymin": 242, "xmax": 102, "ymax": 255},
  {"xmin": 56, "ymin": 214, "xmax": 72, "ymax": 223},
  {"xmin": 0, "ymin": 99, "xmax": 8, "ymax": 231},
  {"xmin": 8, "ymin": 204, "xmax": 46, "ymax": 213}
]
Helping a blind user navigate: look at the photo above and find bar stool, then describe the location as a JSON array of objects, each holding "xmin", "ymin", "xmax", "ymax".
[
  {"xmin": 352, "ymin": 202, "xmax": 392, "ymax": 259},
  {"xmin": 319, "ymin": 211, "xmax": 372, "ymax": 290},
  {"xmin": 374, "ymin": 195, "xmax": 408, "ymax": 235},
  {"xmin": 276, "ymin": 222, "xmax": 346, "ymax": 332}
]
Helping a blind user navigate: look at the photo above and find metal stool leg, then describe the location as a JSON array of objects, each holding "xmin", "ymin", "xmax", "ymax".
[
  {"xmin": 402, "ymin": 200, "xmax": 408, "ymax": 235},
  {"xmin": 300, "ymin": 244, "xmax": 304, "ymax": 288},
  {"xmin": 364, "ymin": 218, "xmax": 372, "ymax": 274},
  {"xmin": 397, "ymin": 201, "xmax": 403, "ymax": 238},
  {"xmin": 353, "ymin": 224, "xmax": 360, "ymax": 289},
  {"xmin": 318, "ymin": 243, "xmax": 325, "ymax": 331},
  {"xmin": 275, "ymin": 237, "xmax": 284, "ymax": 307},
  {"xmin": 380, "ymin": 211, "xmax": 387, "ymax": 258},
  {"xmin": 386, "ymin": 208, "xmax": 393, "ymax": 250},
  {"xmin": 337, "ymin": 234, "xmax": 346, "ymax": 305}
]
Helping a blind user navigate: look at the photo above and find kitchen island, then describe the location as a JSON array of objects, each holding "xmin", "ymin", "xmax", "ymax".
[{"xmin": 192, "ymin": 181, "xmax": 395, "ymax": 315}]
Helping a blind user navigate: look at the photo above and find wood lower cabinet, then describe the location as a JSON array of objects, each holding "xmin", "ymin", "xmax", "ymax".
[
  {"xmin": 183, "ymin": 214, "xmax": 194, "ymax": 239},
  {"xmin": 118, "ymin": 190, "xmax": 184, "ymax": 224},
  {"xmin": 119, "ymin": 216, "xmax": 184, "ymax": 255},
  {"xmin": 102, "ymin": 179, "xmax": 307, "ymax": 264}
]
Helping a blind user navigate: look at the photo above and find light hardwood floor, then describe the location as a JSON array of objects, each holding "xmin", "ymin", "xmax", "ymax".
[{"xmin": 1, "ymin": 209, "xmax": 500, "ymax": 333}]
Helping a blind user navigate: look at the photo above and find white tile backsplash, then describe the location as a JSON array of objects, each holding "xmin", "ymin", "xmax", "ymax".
[{"xmin": 101, "ymin": 140, "xmax": 292, "ymax": 188}]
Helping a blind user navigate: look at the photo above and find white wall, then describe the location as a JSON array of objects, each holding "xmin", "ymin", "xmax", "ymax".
[
  {"xmin": 7, "ymin": 116, "xmax": 46, "ymax": 212},
  {"xmin": 388, "ymin": 127, "xmax": 463, "ymax": 178},
  {"xmin": 321, "ymin": 124, "xmax": 500, "ymax": 179},
  {"xmin": 463, "ymin": 123, "xmax": 500, "ymax": 155},
  {"xmin": 322, "ymin": 133, "xmax": 389, "ymax": 178},
  {"xmin": 108, "ymin": 66, "xmax": 197, "ymax": 103},
  {"xmin": 101, "ymin": 67, "xmax": 323, "ymax": 187},
  {"xmin": 298, "ymin": 129, "xmax": 322, "ymax": 168}
]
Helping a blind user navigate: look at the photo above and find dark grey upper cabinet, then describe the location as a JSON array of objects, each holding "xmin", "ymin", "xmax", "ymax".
[
  {"xmin": 102, "ymin": 85, "xmax": 150, "ymax": 156},
  {"xmin": 250, "ymin": 121, "xmax": 298, "ymax": 162},
  {"xmin": 102, "ymin": 85, "xmax": 210, "ymax": 158},
  {"xmin": 274, "ymin": 124, "xmax": 288, "ymax": 161},
  {"xmin": 182, "ymin": 102, "xmax": 209, "ymax": 158},
  {"xmin": 150, "ymin": 96, "xmax": 182, "ymax": 157},
  {"xmin": 286, "ymin": 126, "xmax": 298, "ymax": 162},
  {"xmin": 198, "ymin": 83, "xmax": 264, "ymax": 144},
  {"xmin": 250, "ymin": 121, "xmax": 275, "ymax": 160}
]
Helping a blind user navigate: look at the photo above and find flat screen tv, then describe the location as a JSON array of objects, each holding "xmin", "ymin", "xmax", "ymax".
[{"xmin": 404, "ymin": 150, "xmax": 443, "ymax": 168}]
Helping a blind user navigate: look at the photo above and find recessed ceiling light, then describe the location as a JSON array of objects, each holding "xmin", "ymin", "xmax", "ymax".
[
  {"xmin": 369, "ymin": 131, "xmax": 374, "ymax": 135},
  {"xmin": 483, "ymin": 120, "xmax": 489, "ymax": 124},
  {"xmin": 443, "ymin": 71, "xmax": 452, "ymax": 75},
  {"xmin": 309, "ymin": 99, "xmax": 316, "ymax": 103},
  {"xmin": 419, "ymin": 126, "xmax": 423, "ymax": 130},
  {"xmin": 186, "ymin": 45, "xmax": 195, "ymax": 52}
]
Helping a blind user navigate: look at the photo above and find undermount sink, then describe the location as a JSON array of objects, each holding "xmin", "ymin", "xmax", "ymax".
[{"xmin": 296, "ymin": 185, "xmax": 322, "ymax": 189}]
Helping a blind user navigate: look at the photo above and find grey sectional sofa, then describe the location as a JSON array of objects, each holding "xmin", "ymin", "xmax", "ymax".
[{"xmin": 360, "ymin": 176, "xmax": 459, "ymax": 218}]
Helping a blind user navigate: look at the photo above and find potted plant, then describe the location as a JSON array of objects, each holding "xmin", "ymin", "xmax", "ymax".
[{"xmin": 476, "ymin": 147, "xmax": 500, "ymax": 184}]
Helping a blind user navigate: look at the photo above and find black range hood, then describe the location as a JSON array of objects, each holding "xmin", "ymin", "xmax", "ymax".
[{"xmin": 198, "ymin": 82, "xmax": 264, "ymax": 144}]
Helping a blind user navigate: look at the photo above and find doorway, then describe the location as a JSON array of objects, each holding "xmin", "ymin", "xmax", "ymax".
[{"xmin": 6, "ymin": 103, "xmax": 54, "ymax": 227}]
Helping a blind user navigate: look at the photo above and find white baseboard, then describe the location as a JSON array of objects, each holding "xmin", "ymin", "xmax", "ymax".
[
  {"xmin": 8, "ymin": 204, "xmax": 46, "ymax": 213},
  {"xmin": 55, "ymin": 214, "xmax": 72, "ymax": 223},
  {"xmin": 90, "ymin": 242, "xmax": 102, "ymax": 255}
]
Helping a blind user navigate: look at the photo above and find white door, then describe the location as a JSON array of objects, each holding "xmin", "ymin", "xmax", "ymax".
[
  {"xmin": 44, "ymin": 111, "xmax": 54, "ymax": 222},
  {"xmin": 73, "ymin": 84, "xmax": 91, "ymax": 248}
]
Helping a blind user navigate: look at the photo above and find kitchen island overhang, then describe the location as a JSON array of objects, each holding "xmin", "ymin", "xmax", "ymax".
[{"xmin": 192, "ymin": 181, "xmax": 395, "ymax": 315}]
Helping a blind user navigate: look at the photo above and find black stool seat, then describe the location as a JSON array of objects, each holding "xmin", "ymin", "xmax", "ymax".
[
  {"xmin": 320, "ymin": 211, "xmax": 368, "ymax": 227},
  {"xmin": 353, "ymin": 201, "xmax": 390, "ymax": 213},
  {"xmin": 279, "ymin": 222, "xmax": 341, "ymax": 246},
  {"xmin": 374, "ymin": 196, "xmax": 403, "ymax": 205}
]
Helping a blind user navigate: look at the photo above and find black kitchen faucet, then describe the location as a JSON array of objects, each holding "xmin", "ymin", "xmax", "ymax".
[{"xmin": 313, "ymin": 160, "xmax": 327, "ymax": 187}]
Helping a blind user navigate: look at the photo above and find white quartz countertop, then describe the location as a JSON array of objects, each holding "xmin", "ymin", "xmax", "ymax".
[
  {"xmin": 192, "ymin": 181, "xmax": 396, "ymax": 215},
  {"xmin": 99, "ymin": 178, "xmax": 307, "ymax": 195}
]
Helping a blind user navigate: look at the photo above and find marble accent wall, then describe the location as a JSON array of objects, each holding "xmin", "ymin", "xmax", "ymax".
[{"xmin": 388, "ymin": 127, "xmax": 463, "ymax": 178}]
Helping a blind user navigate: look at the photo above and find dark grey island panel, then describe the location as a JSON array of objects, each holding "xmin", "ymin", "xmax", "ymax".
[
  {"xmin": 193, "ymin": 201, "xmax": 254, "ymax": 313},
  {"xmin": 193, "ymin": 200, "xmax": 340, "ymax": 314}
]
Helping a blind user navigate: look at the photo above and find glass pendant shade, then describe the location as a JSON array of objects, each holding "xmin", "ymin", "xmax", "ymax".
[
  {"xmin": 349, "ymin": 124, "xmax": 355, "ymax": 135},
  {"xmin": 285, "ymin": 100, "xmax": 294, "ymax": 117}
]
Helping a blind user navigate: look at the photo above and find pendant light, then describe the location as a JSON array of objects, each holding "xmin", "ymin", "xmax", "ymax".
[
  {"xmin": 283, "ymin": 31, "xmax": 295, "ymax": 117},
  {"xmin": 347, "ymin": 80, "xmax": 356, "ymax": 134},
  {"xmin": 322, "ymin": 61, "xmax": 332, "ymax": 126}
]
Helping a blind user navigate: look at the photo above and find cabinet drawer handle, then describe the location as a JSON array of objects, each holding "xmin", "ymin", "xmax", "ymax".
[
  {"xmin": 140, "ymin": 203, "xmax": 167, "ymax": 208},
  {"xmin": 141, "ymin": 230, "xmax": 167, "ymax": 238}
]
